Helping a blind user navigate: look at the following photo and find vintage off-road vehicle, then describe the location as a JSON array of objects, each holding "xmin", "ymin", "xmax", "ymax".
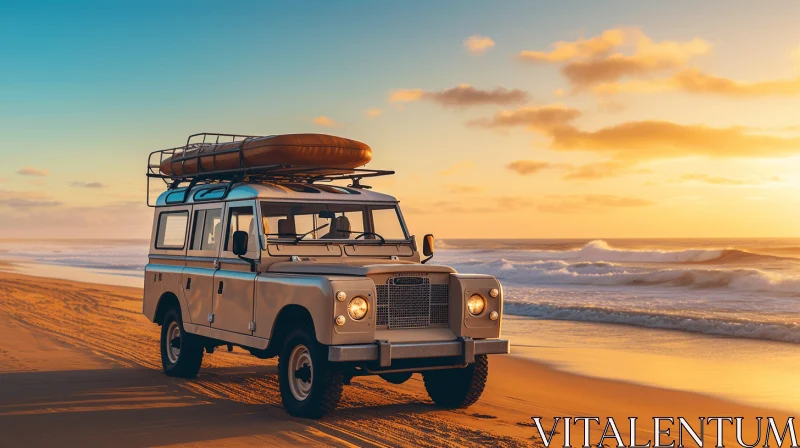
[{"xmin": 143, "ymin": 133, "xmax": 509, "ymax": 418}]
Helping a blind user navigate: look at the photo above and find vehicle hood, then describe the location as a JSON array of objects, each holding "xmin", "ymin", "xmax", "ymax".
[{"xmin": 267, "ymin": 262, "xmax": 456, "ymax": 276}]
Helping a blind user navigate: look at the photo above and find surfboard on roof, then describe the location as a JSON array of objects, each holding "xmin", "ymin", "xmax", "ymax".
[{"xmin": 159, "ymin": 133, "xmax": 372, "ymax": 177}]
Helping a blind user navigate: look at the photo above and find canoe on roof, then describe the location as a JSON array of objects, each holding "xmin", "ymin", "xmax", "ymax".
[{"xmin": 159, "ymin": 133, "xmax": 372, "ymax": 177}]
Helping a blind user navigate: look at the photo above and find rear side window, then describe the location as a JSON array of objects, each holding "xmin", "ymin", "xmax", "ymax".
[
  {"xmin": 190, "ymin": 209, "xmax": 223, "ymax": 251},
  {"xmin": 156, "ymin": 211, "xmax": 189, "ymax": 249}
]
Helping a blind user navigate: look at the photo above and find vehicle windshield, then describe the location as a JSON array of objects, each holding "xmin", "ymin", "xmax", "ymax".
[{"xmin": 261, "ymin": 202, "xmax": 408, "ymax": 243}]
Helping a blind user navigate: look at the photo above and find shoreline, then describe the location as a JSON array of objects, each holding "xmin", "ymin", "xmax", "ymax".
[
  {"xmin": 2, "ymin": 259, "xmax": 798, "ymax": 412},
  {"xmin": 0, "ymin": 271, "xmax": 795, "ymax": 447}
]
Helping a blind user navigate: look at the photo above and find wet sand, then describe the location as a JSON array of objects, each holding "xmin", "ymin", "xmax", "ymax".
[{"xmin": 0, "ymin": 272, "xmax": 792, "ymax": 447}]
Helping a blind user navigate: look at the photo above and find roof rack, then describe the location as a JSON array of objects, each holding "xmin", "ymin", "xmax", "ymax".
[{"xmin": 146, "ymin": 133, "xmax": 394, "ymax": 207}]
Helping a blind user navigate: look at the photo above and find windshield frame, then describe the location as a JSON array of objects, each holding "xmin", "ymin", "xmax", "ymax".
[{"xmin": 260, "ymin": 200, "xmax": 411, "ymax": 245}]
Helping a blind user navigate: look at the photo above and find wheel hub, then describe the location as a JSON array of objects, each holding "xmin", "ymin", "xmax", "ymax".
[
  {"xmin": 166, "ymin": 321, "xmax": 181, "ymax": 364},
  {"xmin": 288, "ymin": 344, "xmax": 313, "ymax": 401}
]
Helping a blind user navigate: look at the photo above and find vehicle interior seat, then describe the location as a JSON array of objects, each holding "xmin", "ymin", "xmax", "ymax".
[
  {"xmin": 278, "ymin": 218, "xmax": 296, "ymax": 238},
  {"xmin": 322, "ymin": 216, "xmax": 351, "ymax": 239}
]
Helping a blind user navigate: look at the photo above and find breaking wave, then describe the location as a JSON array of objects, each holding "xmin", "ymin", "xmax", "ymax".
[
  {"xmin": 442, "ymin": 239, "xmax": 796, "ymax": 264},
  {"xmin": 505, "ymin": 302, "xmax": 800, "ymax": 344},
  {"xmin": 451, "ymin": 258, "xmax": 800, "ymax": 295}
]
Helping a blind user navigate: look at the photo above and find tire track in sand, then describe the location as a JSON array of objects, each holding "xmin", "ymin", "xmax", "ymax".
[{"xmin": 0, "ymin": 273, "xmax": 537, "ymax": 447}]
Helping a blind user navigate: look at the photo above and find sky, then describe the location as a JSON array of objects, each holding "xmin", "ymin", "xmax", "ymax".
[{"xmin": 1, "ymin": 0, "xmax": 799, "ymax": 239}]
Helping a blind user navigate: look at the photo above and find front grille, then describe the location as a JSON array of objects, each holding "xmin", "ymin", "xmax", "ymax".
[{"xmin": 375, "ymin": 277, "xmax": 449, "ymax": 329}]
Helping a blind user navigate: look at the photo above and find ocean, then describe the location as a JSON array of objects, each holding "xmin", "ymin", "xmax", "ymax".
[
  {"xmin": 1, "ymin": 237, "xmax": 799, "ymax": 411},
  {"xmin": 1, "ymin": 238, "xmax": 799, "ymax": 345}
]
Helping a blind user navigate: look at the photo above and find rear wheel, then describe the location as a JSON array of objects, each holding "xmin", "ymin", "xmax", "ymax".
[
  {"xmin": 278, "ymin": 328, "xmax": 343, "ymax": 418},
  {"xmin": 160, "ymin": 307, "xmax": 204, "ymax": 378},
  {"xmin": 422, "ymin": 355, "xmax": 489, "ymax": 408}
]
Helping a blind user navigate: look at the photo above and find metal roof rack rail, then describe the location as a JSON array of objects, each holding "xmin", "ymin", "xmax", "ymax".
[{"xmin": 146, "ymin": 133, "xmax": 394, "ymax": 207}]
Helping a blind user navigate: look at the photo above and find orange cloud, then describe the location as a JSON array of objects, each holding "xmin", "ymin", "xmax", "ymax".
[
  {"xmin": 389, "ymin": 89, "xmax": 425, "ymax": 102},
  {"xmin": 16, "ymin": 167, "xmax": 49, "ymax": 176},
  {"xmin": 549, "ymin": 121, "xmax": 800, "ymax": 160},
  {"xmin": 437, "ymin": 160, "xmax": 474, "ymax": 176},
  {"xmin": 507, "ymin": 160, "xmax": 554, "ymax": 175},
  {"xmin": 562, "ymin": 37, "xmax": 710, "ymax": 87},
  {"xmin": 447, "ymin": 184, "xmax": 486, "ymax": 194},
  {"xmin": 519, "ymin": 28, "xmax": 628, "ymax": 62},
  {"xmin": 390, "ymin": 85, "xmax": 529, "ymax": 107},
  {"xmin": 520, "ymin": 28, "xmax": 710, "ymax": 88},
  {"xmin": 471, "ymin": 105, "xmax": 800, "ymax": 161},
  {"xmin": 467, "ymin": 105, "xmax": 581, "ymax": 130},
  {"xmin": 678, "ymin": 173, "xmax": 782, "ymax": 186},
  {"xmin": 312, "ymin": 116, "xmax": 339, "ymax": 127},
  {"xmin": 366, "ymin": 108, "xmax": 382, "ymax": 117},
  {"xmin": 594, "ymin": 69, "xmax": 800, "ymax": 97},
  {"xmin": 562, "ymin": 161, "xmax": 651, "ymax": 180},
  {"xmin": 538, "ymin": 194, "xmax": 655, "ymax": 213},
  {"xmin": 464, "ymin": 35, "xmax": 495, "ymax": 55}
]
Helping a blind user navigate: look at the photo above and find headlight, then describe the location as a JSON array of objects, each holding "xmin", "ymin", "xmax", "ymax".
[
  {"xmin": 348, "ymin": 296, "xmax": 369, "ymax": 320},
  {"xmin": 467, "ymin": 294, "xmax": 486, "ymax": 316}
]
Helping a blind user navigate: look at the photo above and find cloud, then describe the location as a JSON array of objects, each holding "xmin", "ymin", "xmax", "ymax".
[
  {"xmin": 506, "ymin": 160, "xmax": 554, "ymax": 175},
  {"xmin": 389, "ymin": 89, "xmax": 425, "ymax": 103},
  {"xmin": 467, "ymin": 105, "xmax": 581, "ymax": 130},
  {"xmin": 390, "ymin": 85, "xmax": 529, "ymax": 107},
  {"xmin": 366, "ymin": 108, "xmax": 382, "ymax": 117},
  {"xmin": 437, "ymin": 160, "xmax": 474, "ymax": 176},
  {"xmin": 594, "ymin": 69, "xmax": 800, "ymax": 97},
  {"xmin": 312, "ymin": 116, "xmax": 339, "ymax": 127},
  {"xmin": 0, "ymin": 198, "xmax": 62, "ymax": 208},
  {"xmin": 678, "ymin": 173, "xmax": 783, "ymax": 186},
  {"xmin": 520, "ymin": 27, "xmax": 710, "ymax": 89},
  {"xmin": 447, "ymin": 184, "xmax": 486, "ymax": 194},
  {"xmin": 16, "ymin": 167, "xmax": 49, "ymax": 176},
  {"xmin": 419, "ymin": 196, "xmax": 535, "ymax": 214},
  {"xmin": 464, "ymin": 35, "xmax": 495, "ymax": 55},
  {"xmin": 0, "ymin": 190, "xmax": 62, "ymax": 208},
  {"xmin": 549, "ymin": 121, "xmax": 800, "ymax": 160},
  {"xmin": 519, "ymin": 28, "xmax": 628, "ymax": 62},
  {"xmin": 562, "ymin": 37, "xmax": 710, "ymax": 87},
  {"xmin": 471, "ymin": 105, "xmax": 800, "ymax": 161},
  {"xmin": 71, "ymin": 181, "xmax": 106, "ymax": 189},
  {"xmin": 537, "ymin": 194, "xmax": 655, "ymax": 213},
  {"xmin": 563, "ymin": 161, "xmax": 652, "ymax": 180}
]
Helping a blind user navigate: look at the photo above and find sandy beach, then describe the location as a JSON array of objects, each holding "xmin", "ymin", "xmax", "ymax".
[{"xmin": 0, "ymin": 270, "xmax": 792, "ymax": 448}]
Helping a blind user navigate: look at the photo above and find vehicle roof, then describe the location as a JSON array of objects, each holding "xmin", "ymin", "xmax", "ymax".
[{"xmin": 155, "ymin": 182, "xmax": 398, "ymax": 206}]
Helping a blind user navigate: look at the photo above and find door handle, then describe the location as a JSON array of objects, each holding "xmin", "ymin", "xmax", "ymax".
[
  {"xmin": 186, "ymin": 278, "xmax": 191, "ymax": 290},
  {"xmin": 217, "ymin": 281, "xmax": 224, "ymax": 295}
]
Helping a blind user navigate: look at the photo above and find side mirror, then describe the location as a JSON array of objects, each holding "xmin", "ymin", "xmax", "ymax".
[
  {"xmin": 232, "ymin": 231, "xmax": 249, "ymax": 256},
  {"xmin": 421, "ymin": 234, "xmax": 434, "ymax": 264},
  {"xmin": 422, "ymin": 234, "xmax": 435, "ymax": 256}
]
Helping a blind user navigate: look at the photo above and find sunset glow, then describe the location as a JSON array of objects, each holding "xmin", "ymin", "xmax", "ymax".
[{"xmin": 1, "ymin": 1, "xmax": 799, "ymax": 239}]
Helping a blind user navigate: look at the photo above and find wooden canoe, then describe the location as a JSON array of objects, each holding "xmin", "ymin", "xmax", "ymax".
[{"xmin": 159, "ymin": 134, "xmax": 372, "ymax": 176}]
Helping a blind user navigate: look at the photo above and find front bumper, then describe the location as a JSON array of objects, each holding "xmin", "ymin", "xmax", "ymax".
[{"xmin": 328, "ymin": 338, "xmax": 510, "ymax": 367}]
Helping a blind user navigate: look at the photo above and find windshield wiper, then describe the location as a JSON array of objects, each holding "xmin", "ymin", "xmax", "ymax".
[
  {"xmin": 351, "ymin": 231, "xmax": 386, "ymax": 243},
  {"xmin": 295, "ymin": 223, "xmax": 330, "ymax": 242}
]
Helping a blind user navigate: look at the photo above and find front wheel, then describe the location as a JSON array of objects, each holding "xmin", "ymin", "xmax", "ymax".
[
  {"xmin": 422, "ymin": 355, "xmax": 489, "ymax": 408},
  {"xmin": 160, "ymin": 307, "xmax": 204, "ymax": 378},
  {"xmin": 278, "ymin": 329, "xmax": 344, "ymax": 418}
]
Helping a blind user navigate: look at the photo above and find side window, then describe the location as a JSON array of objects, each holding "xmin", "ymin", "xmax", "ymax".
[
  {"xmin": 190, "ymin": 208, "xmax": 223, "ymax": 251},
  {"xmin": 224, "ymin": 206, "xmax": 258, "ymax": 254},
  {"xmin": 156, "ymin": 211, "xmax": 189, "ymax": 250}
]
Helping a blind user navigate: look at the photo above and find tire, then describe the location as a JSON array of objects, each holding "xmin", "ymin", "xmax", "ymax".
[
  {"xmin": 278, "ymin": 328, "xmax": 344, "ymax": 419},
  {"xmin": 160, "ymin": 307, "xmax": 204, "ymax": 378},
  {"xmin": 380, "ymin": 372, "xmax": 413, "ymax": 385},
  {"xmin": 422, "ymin": 355, "xmax": 488, "ymax": 408}
]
